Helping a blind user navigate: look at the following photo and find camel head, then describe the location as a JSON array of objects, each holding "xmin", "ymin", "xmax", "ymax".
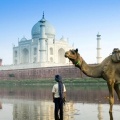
[{"xmin": 65, "ymin": 48, "xmax": 83, "ymax": 66}]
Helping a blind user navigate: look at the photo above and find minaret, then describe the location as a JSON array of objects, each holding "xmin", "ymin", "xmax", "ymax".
[
  {"xmin": 96, "ymin": 33, "xmax": 102, "ymax": 64},
  {"xmin": 39, "ymin": 12, "xmax": 47, "ymax": 63}
]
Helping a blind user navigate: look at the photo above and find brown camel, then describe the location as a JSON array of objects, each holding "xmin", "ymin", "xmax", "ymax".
[{"xmin": 65, "ymin": 48, "xmax": 120, "ymax": 113}]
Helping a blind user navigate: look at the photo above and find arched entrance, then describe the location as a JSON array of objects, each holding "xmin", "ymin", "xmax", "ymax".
[
  {"xmin": 22, "ymin": 48, "xmax": 29, "ymax": 63},
  {"xmin": 58, "ymin": 48, "xmax": 65, "ymax": 63}
]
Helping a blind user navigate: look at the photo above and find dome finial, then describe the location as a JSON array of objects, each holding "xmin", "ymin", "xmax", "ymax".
[
  {"xmin": 43, "ymin": 11, "xmax": 44, "ymax": 19},
  {"xmin": 40, "ymin": 11, "xmax": 46, "ymax": 23}
]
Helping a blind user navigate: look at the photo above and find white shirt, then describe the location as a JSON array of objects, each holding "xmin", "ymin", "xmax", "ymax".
[{"xmin": 52, "ymin": 83, "xmax": 66, "ymax": 98}]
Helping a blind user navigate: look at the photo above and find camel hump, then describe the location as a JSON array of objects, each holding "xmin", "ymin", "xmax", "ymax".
[{"xmin": 111, "ymin": 48, "xmax": 120, "ymax": 62}]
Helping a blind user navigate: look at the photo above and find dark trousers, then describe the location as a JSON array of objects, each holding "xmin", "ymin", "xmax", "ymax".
[{"xmin": 54, "ymin": 98, "xmax": 63, "ymax": 120}]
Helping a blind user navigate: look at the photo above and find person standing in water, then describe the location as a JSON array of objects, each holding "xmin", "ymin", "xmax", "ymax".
[{"xmin": 52, "ymin": 75, "xmax": 66, "ymax": 120}]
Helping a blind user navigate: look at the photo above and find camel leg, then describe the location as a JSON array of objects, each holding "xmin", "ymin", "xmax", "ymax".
[
  {"xmin": 109, "ymin": 112, "xmax": 113, "ymax": 120},
  {"xmin": 107, "ymin": 81, "xmax": 114, "ymax": 113},
  {"xmin": 114, "ymin": 84, "xmax": 120, "ymax": 100}
]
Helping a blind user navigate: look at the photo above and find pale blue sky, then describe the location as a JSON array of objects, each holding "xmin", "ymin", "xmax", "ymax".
[{"xmin": 0, "ymin": 0, "xmax": 120, "ymax": 65}]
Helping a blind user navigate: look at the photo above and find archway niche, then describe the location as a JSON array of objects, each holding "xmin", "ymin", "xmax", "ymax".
[
  {"xmin": 58, "ymin": 48, "xmax": 65, "ymax": 63},
  {"xmin": 22, "ymin": 48, "xmax": 29, "ymax": 63}
]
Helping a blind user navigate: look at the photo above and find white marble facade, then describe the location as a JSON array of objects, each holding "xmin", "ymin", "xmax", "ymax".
[{"xmin": 13, "ymin": 13, "xmax": 73, "ymax": 67}]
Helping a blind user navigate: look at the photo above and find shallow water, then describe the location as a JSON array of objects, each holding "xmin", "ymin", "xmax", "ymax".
[{"xmin": 0, "ymin": 85, "xmax": 120, "ymax": 120}]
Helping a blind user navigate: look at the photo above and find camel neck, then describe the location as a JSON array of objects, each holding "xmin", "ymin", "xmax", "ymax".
[{"xmin": 77, "ymin": 59, "xmax": 102, "ymax": 78}]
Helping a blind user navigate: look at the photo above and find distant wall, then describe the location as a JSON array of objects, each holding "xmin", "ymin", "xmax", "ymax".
[{"xmin": 0, "ymin": 66, "xmax": 86, "ymax": 80}]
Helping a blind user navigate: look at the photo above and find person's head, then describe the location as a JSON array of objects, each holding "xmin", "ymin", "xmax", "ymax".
[{"xmin": 55, "ymin": 75, "xmax": 62, "ymax": 82}]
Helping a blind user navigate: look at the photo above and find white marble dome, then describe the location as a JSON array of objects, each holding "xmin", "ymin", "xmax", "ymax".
[{"xmin": 31, "ymin": 19, "xmax": 56, "ymax": 39}]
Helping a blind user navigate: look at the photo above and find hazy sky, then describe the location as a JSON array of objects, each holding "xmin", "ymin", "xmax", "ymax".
[{"xmin": 0, "ymin": 0, "xmax": 120, "ymax": 65}]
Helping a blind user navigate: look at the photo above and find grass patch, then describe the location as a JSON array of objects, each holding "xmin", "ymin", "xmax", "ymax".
[{"xmin": 0, "ymin": 78, "xmax": 106, "ymax": 86}]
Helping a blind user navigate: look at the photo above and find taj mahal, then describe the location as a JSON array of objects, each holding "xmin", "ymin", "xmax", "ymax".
[{"xmin": 0, "ymin": 13, "xmax": 73, "ymax": 70}]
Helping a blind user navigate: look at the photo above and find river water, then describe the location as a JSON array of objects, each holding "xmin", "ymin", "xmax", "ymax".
[{"xmin": 0, "ymin": 84, "xmax": 120, "ymax": 120}]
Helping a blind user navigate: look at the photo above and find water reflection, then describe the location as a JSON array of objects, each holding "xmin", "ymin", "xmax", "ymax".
[
  {"xmin": 0, "ymin": 99, "xmax": 75, "ymax": 120},
  {"xmin": 0, "ymin": 102, "xmax": 2, "ymax": 109},
  {"xmin": 0, "ymin": 85, "xmax": 119, "ymax": 120},
  {"xmin": 13, "ymin": 101, "xmax": 54, "ymax": 120},
  {"xmin": 98, "ymin": 104, "xmax": 103, "ymax": 120}
]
